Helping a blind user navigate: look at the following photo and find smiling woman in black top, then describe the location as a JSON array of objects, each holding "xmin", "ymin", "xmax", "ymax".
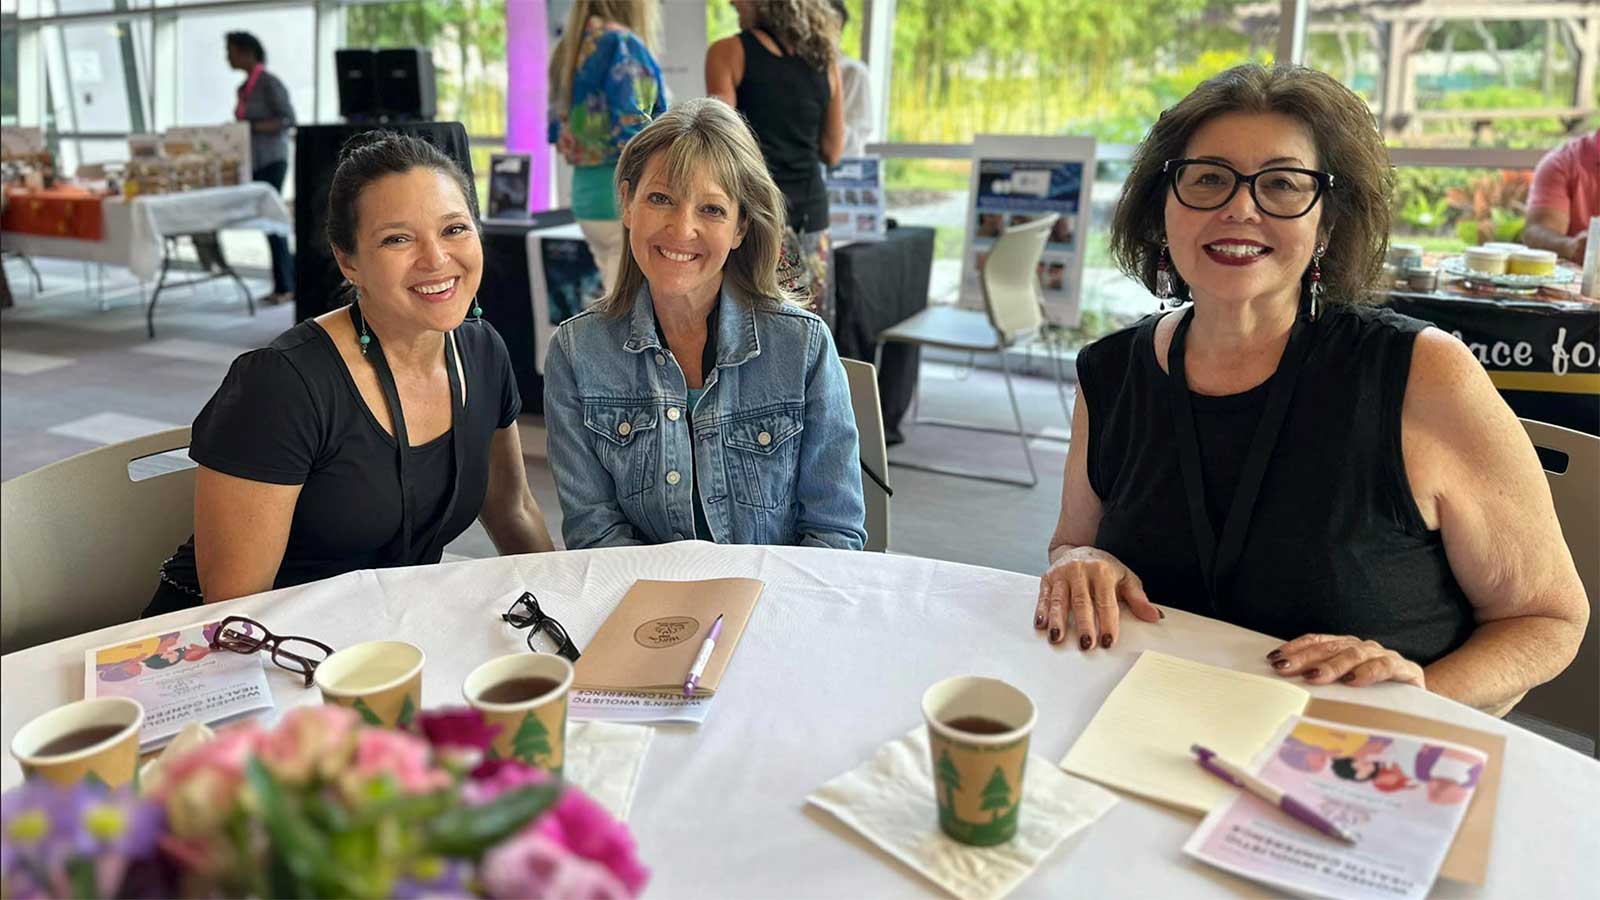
[{"xmin": 146, "ymin": 132, "xmax": 553, "ymax": 613}]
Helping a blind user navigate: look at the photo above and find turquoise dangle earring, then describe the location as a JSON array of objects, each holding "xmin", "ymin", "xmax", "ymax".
[
  {"xmin": 355, "ymin": 287, "xmax": 372, "ymax": 356},
  {"xmin": 471, "ymin": 296, "xmax": 483, "ymax": 319}
]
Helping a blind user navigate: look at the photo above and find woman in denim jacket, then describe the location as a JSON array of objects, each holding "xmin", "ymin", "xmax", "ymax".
[{"xmin": 544, "ymin": 98, "xmax": 866, "ymax": 550}]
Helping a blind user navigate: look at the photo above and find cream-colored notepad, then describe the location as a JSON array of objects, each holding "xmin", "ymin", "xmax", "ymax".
[
  {"xmin": 1058, "ymin": 651, "xmax": 1505, "ymax": 886},
  {"xmin": 1060, "ymin": 651, "xmax": 1312, "ymax": 814}
]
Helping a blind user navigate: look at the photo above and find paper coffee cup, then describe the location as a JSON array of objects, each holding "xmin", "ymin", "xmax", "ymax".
[
  {"xmin": 1581, "ymin": 216, "xmax": 1599, "ymax": 299},
  {"xmin": 921, "ymin": 676, "xmax": 1037, "ymax": 846},
  {"xmin": 11, "ymin": 697, "xmax": 144, "ymax": 788},
  {"xmin": 314, "ymin": 640, "xmax": 425, "ymax": 728},
  {"xmin": 463, "ymin": 653, "xmax": 574, "ymax": 774}
]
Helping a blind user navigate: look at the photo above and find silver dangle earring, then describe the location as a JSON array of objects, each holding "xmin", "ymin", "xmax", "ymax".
[
  {"xmin": 1155, "ymin": 236, "xmax": 1181, "ymax": 308},
  {"xmin": 1308, "ymin": 242, "xmax": 1327, "ymax": 322}
]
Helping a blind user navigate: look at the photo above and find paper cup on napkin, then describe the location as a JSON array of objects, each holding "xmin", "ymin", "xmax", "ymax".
[{"xmin": 922, "ymin": 676, "xmax": 1037, "ymax": 846}]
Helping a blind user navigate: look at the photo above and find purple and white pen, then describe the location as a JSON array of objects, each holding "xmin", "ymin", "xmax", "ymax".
[
  {"xmin": 683, "ymin": 614, "xmax": 724, "ymax": 697},
  {"xmin": 1191, "ymin": 744, "xmax": 1359, "ymax": 845}
]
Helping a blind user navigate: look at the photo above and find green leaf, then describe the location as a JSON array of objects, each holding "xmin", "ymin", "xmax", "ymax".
[
  {"xmin": 425, "ymin": 784, "xmax": 560, "ymax": 858},
  {"xmin": 245, "ymin": 758, "xmax": 351, "ymax": 898},
  {"xmin": 352, "ymin": 697, "xmax": 384, "ymax": 726},
  {"xmin": 65, "ymin": 857, "xmax": 99, "ymax": 900}
]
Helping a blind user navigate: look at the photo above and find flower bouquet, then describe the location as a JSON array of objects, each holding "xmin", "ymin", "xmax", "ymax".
[{"xmin": 1, "ymin": 706, "xmax": 647, "ymax": 899}]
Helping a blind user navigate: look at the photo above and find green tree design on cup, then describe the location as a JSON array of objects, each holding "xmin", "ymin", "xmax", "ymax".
[
  {"xmin": 464, "ymin": 652, "xmax": 574, "ymax": 777},
  {"xmin": 922, "ymin": 676, "xmax": 1036, "ymax": 847}
]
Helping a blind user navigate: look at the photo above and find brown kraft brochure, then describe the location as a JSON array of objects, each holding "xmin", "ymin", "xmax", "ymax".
[{"xmin": 572, "ymin": 578, "xmax": 764, "ymax": 695}]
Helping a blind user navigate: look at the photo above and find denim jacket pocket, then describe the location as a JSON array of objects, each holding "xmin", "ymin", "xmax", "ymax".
[
  {"xmin": 722, "ymin": 406, "xmax": 803, "ymax": 509},
  {"xmin": 583, "ymin": 403, "xmax": 659, "ymax": 498}
]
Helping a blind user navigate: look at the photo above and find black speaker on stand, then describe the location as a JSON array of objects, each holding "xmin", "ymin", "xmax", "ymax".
[
  {"xmin": 377, "ymin": 48, "xmax": 436, "ymax": 121},
  {"xmin": 334, "ymin": 49, "xmax": 381, "ymax": 121}
]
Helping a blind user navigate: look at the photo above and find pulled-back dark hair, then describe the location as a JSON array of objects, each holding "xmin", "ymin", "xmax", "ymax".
[
  {"xmin": 1109, "ymin": 64, "xmax": 1394, "ymax": 306},
  {"xmin": 225, "ymin": 31, "xmax": 266, "ymax": 64},
  {"xmin": 324, "ymin": 131, "xmax": 478, "ymax": 256}
]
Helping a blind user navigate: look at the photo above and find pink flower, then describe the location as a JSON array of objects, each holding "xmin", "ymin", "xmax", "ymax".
[
  {"xmin": 154, "ymin": 723, "xmax": 261, "ymax": 842},
  {"xmin": 463, "ymin": 759, "xmax": 553, "ymax": 805},
  {"xmin": 340, "ymin": 728, "xmax": 452, "ymax": 799},
  {"xmin": 480, "ymin": 831, "xmax": 631, "ymax": 900},
  {"xmin": 417, "ymin": 708, "xmax": 502, "ymax": 753},
  {"xmin": 255, "ymin": 706, "xmax": 359, "ymax": 786},
  {"xmin": 530, "ymin": 789, "xmax": 649, "ymax": 896}
]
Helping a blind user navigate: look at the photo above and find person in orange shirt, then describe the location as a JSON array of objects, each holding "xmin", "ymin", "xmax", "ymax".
[{"xmin": 1524, "ymin": 128, "xmax": 1599, "ymax": 263}]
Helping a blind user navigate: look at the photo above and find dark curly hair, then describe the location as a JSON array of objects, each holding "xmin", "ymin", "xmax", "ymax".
[{"xmin": 1109, "ymin": 64, "xmax": 1394, "ymax": 306}]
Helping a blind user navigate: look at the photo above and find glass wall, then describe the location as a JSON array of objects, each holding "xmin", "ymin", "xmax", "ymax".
[{"xmin": 171, "ymin": 7, "xmax": 316, "ymax": 131}]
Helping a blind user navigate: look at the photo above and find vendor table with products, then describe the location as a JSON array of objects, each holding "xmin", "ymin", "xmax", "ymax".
[
  {"xmin": 3, "ymin": 542, "xmax": 1594, "ymax": 898},
  {"xmin": 0, "ymin": 183, "xmax": 291, "ymax": 337}
]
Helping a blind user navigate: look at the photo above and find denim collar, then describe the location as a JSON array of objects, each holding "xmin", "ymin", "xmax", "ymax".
[{"xmin": 622, "ymin": 282, "xmax": 761, "ymax": 369}]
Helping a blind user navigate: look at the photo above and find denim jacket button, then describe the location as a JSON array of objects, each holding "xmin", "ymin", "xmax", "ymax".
[
  {"xmin": 757, "ymin": 430, "xmax": 772, "ymax": 446},
  {"xmin": 654, "ymin": 353, "xmax": 666, "ymax": 366},
  {"xmin": 667, "ymin": 407, "xmax": 681, "ymax": 422},
  {"xmin": 617, "ymin": 421, "xmax": 632, "ymax": 437},
  {"xmin": 666, "ymin": 470, "xmax": 681, "ymax": 485}
]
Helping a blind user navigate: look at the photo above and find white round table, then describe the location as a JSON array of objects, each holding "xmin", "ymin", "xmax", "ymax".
[{"xmin": 3, "ymin": 543, "xmax": 1595, "ymax": 897}]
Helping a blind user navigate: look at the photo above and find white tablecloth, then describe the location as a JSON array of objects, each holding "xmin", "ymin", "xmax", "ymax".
[
  {"xmin": 0, "ymin": 183, "xmax": 290, "ymax": 281},
  {"xmin": 3, "ymin": 543, "xmax": 1596, "ymax": 897}
]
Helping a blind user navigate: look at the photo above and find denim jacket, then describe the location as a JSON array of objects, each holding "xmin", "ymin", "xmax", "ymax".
[{"xmin": 544, "ymin": 284, "xmax": 866, "ymax": 550}]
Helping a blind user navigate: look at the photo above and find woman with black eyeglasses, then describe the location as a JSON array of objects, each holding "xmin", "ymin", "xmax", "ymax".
[{"xmin": 1029, "ymin": 64, "xmax": 1587, "ymax": 718}]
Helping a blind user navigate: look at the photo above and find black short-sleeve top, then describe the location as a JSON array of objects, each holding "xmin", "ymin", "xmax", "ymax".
[{"xmin": 164, "ymin": 315, "xmax": 520, "ymax": 595}]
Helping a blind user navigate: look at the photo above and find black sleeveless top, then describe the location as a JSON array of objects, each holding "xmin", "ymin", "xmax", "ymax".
[
  {"xmin": 734, "ymin": 29, "xmax": 830, "ymax": 232},
  {"xmin": 1078, "ymin": 304, "xmax": 1475, "ymax": 665}
]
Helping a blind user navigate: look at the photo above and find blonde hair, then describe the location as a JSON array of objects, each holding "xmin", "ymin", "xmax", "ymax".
[
  {"xmin": 548, "ymin": 1, "xmax": 662, "ymax": 116},
  {"xmin": 602, "ymin": 97, "xmax": 793, "ymax": 316},
  {"xmin": 753, "ymin": 0, "xmax": 839, "ymax": 70}
]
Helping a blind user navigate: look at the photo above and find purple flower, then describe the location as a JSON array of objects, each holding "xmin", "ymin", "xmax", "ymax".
[
  {"xmin": 417, "ymin": 708, "xmax": 502, "ymax": 753},
  {"xmin": 2, "ymin": 780, "xmax": 162, "ymax": 898},
  {"xmin": 392, "ymin": 855, "xmax": 472, "ymax": 899}
]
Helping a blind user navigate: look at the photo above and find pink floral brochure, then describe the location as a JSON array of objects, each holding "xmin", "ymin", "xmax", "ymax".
[
  {"xmin": 83, "ymin": 621, "xmax": 274, "ymax": 753},
  {"xmin": 1184, "ymin": 716, "xmax": 1488, "ymax": 900}
]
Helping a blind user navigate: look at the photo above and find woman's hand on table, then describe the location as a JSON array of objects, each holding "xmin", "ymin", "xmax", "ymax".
[
  {"xmin": 1034, "ymin": 546, "xmax": 1162, "ymax": 651},
  {"xmin": 1267, "ymin": 634, "xmax": 1426, "ymax": 689}
]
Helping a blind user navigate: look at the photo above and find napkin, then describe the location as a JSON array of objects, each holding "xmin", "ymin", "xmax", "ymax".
[
  {"xmin": 807, "ymin": 727, "xmax": 1118, "ymax": 900},
  {"xmin": 563, "ymin": 721, "xmax": 655, "ymax": 821}
]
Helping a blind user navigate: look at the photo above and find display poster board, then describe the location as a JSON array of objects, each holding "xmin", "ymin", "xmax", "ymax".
[
  {"xmin": 0, "ymin": 127, "xmax": 46, "ymax": 156},
  {"xmin": 487, "ymin": 153, "xmax": 533, "ymax": 220},
  {"xmin": 959, "ymin": 135, "xmax": 1097, "ymax": 325},
  {"xmin": 825, "ymin": 156, "xmax": 886, "ymax": 243},
  {"xmin": 526, "ymin": 223, "xmax": 602, "ymax": 374},
  {"xmin": 164, "ymin": 123, "xmax": 252, "ymax": 182}
]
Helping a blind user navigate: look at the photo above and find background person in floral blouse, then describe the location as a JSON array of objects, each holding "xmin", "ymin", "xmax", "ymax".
[{"xmin": 548, "ymin": 0, "xmax": 668, "ymax": 297}]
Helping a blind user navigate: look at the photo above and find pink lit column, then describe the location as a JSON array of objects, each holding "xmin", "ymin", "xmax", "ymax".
[{"xmin": 506, "ymin": 0, "xmax": 551, "ymax": 212}]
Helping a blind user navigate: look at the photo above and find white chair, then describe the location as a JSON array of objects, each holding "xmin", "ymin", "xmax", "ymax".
[
  {"xmin": 841, "ymin": 358, "xmax": 891, "ymax": 553},
  {"xmin": 1513, "ymin": 419, "xmax": 1598, "ymax": 755},
  {"xmin": 1, "ymin": 427, "xmax": 195, "ymax": 653},
  {"xmin": 874, "ymin": 214, "xmax": 1071, "ymax": 486}
]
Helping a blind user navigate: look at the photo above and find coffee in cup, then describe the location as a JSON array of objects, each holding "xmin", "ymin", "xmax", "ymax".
[
  {"xmin": 921, "ymin": 676, "xmax": 1037, "ymax": 846},
  {"xmin": 10, "ymin": 697, "xmax": 145, "ymax": 788},
  {"xmin": 463, "ymin": 653, "xmax": 574, "ymax": 774}
]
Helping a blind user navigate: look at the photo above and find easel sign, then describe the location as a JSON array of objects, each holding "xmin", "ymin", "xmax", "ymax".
[
  {"xmin": 824, "ymin": 156, "xmax": 885, "ymax": 243},
  {"xmin": 958, "ymin": 134, "xmax": 1096, "ymax": 326}
]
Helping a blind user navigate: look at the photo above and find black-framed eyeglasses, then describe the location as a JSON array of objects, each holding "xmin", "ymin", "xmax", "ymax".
[
  {"xmin": 1163, "ymin": 159, "xmax": 1333, "ymax": 219},
  {"xmin": 502, "ymin": 592, "xmax": 581, "ymax": 661},
  {"xmin": 208, "ymin": 615, "xmax": 334, "ymax": 688}
]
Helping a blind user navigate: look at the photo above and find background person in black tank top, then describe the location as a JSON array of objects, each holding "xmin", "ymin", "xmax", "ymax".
[
  {"xmin": 1033, "ymin": 65, "xmax": 1587, "ymax": 718},
  {"xmin": 706, "ymin": 0, "xmax": 844, "ymax": 328},
  {"xmin": 146, "ymin": 133, "xmax": 554, "ymax": 613}
]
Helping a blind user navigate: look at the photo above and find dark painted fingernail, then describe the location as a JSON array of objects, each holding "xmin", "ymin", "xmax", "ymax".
[
  {"xmin": 1267, "ymin": 649, "xmax": 1282, "ymax": 660},
  {"xmin": 1341, "ymin": 672, "xmax": 1357, "ymax": 683},
  {"xmin": 1100, "ymin": 633, "xmax": 1113, "ymax": 649},
  {"xmin": 1049, "ymin": 627, "xmax": 1061, "ymax": 643},
  {"xmin": 1158, "ymin": 609, "xmax": 1165, "ymax": 619},
  {"xmin": 1273, "ymin": 659, "xmax": 1291, "ymax": 670},
  {"xmin": 1303, "ymin": 668, "xmax": 1321, "ymax": 679},
  {"xmin": 1080, "ymin": 635, "xmax": 1093, "ymax": 651},
  {"xmin": 1035, "ymin": 614, "xmax": 1046, "ymax": 629}
]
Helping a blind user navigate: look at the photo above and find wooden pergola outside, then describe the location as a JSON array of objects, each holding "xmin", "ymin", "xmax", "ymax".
[{"xmin": 1237, "ymin": 0, "xmax": 1600, "ymax": 140}]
